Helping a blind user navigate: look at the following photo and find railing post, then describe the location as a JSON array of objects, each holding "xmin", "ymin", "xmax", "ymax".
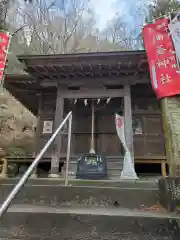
[
  {"xmin": 65, "ymin": 113, "xmax": 72, "ymax": 186},
  {"xmin": 0, "ymin": 158, "xmax": 8, "ymax": 178}
]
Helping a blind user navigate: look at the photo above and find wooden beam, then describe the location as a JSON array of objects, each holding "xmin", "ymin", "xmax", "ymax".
[
  {"xmin": 40, "ymin": 75, "xmax": 150, "ymax": 88},
  {"xmin": 9, "ymin": 88, "xmax": 39, "ymax": 94},
  {"xmin": 59, "ymin": 89, "xmax": 125, "ymax": 98},
  {"xmin": 124, "ymin": 85, "xmax": 134, "ymax": 160},
  {"xmin": 5, "ymin": 84, "xmax": 38, "ymax": 114},
  {"xmin": 50, "ymin": 86, "xmax": 64, "ymax": 177}
]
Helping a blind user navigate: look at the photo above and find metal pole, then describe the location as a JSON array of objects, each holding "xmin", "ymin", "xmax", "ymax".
[
  {"xmin": 65, "ymin": 114, "xmax": 72, "ymax": 186},
  {"xmin": 0, "ymin": 111, "xmax": 72, "ymax": 219}
]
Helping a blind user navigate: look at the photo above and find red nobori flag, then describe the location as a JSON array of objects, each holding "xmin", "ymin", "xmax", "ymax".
[
  {"xmin": 142, "ymin": 18, "xmax": 180, "ymax": 99},
  {"xmin": 0, "ymin": 31, "xmax": 10, "ymax": 82}
]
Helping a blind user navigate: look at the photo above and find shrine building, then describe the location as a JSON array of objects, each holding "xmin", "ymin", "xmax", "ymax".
[{"xmin": 4, "ymin": 50, "xmax": 167, "ymax": 178}]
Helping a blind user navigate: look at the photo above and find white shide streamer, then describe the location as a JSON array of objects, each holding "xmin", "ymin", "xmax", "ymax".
[
  {"xmin": 84, "ymin": 99, "xmax": 87, "ymax": 106},
  {"xmin": 115, "ymin": 114, "xmax": 138, "ymax": 180},
  {"xmin": 168, "ymin": 15, "xmax": 180, "ymax": 68}
]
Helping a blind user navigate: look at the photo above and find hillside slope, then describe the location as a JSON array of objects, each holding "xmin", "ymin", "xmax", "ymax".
[{"xmin": 0, "ymin": 89, "xmax": 36, "ymax": 157}]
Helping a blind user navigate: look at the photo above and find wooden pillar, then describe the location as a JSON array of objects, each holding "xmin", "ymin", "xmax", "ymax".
[
  {"xmin": 49, "ymin": 86, "xmax": 64, "ymax": 177},
  {"xmin": 30, "ymin": 93, "xmax": 43, "ymax": 178},
  {"xmin": 124, "ymin": 85, "xmax": 134, "ymax": 160}
]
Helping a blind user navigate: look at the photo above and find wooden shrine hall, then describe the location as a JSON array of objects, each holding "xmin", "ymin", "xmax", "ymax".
[{"xmin": 4, "ymin": 50, "xmax": 167, "ymax": 178}]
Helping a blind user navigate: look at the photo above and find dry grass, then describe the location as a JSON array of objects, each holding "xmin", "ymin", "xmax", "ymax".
[{"xmin": 0, "ymin": 89, "xmax": 36, "ymax": 156}]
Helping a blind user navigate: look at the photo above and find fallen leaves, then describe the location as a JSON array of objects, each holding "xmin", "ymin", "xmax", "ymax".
[{"xmin": 141, "ymin": 204, "xmax": 167, "ymax": 213}]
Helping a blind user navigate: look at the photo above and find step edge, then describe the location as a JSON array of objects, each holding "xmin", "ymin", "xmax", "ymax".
[
  {"xmin": 4, "ymin": 205, "xmax": 179, "ymax": 220},
  {"xmin": 0, "ymin": 184, "xmax": 158, "ymax": 190}
]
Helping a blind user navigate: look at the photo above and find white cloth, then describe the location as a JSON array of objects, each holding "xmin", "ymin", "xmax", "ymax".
[
  {"xmin": 115, "ymin": 114, "xmax": 138, "ymax": 180},
  {"xmin": 169, "ymin": 16, "xmax": 180, "ymax": 64}
]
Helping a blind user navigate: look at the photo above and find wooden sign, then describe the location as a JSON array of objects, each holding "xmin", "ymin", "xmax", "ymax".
[
  {"xmin": 42, "ymin": 121, "xmax": 53, "ymax": 134},
  {"xmin": 76, "ymin": 153, "xmax": 107, "ymax": 180}
]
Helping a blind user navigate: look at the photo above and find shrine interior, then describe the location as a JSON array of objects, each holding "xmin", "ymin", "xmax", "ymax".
[
  {"xmin": 64, "ymin": 97, "xmax": 124, "ymax": 156},
  {"xmin": 37, "ymin": 84, "xmax": 166, "ymax": 177}
]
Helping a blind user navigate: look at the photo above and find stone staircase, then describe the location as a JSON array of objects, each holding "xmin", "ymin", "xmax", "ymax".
[{"xmin": 0, "ymin": 178, "xmax": 180, "ymax": 239}]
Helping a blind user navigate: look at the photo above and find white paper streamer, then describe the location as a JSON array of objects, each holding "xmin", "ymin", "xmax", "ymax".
[
  {"xmin": 168, "ymin": 16, "xmax": 180, "ymax": 67},
  {"xmin": 106, "ymin": 98, "xmax": 111, "ymax": 104},
  {"xmin": 115, "ymin": 114, "xmax": 138, "ymax": 180},
  {"xmin": 84, "ymin": 99, "xmax": 87, "ymax": 106},
  {"xmin": 97, "ymin": 99, "xmax": 100, "ymax": 104}
]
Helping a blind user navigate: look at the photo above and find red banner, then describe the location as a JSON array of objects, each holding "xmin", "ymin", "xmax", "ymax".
[
  {"xmin": 142, "ymin": 18, "xmax": 180, "ymax": 99},
  {"xmin": 0, "ymin": 31, "xmax": 10, "ymax": 82}
]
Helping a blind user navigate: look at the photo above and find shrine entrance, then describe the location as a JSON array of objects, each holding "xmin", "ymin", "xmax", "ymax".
[
  {"xmin": 4, "ymin": 51, "xmax": 167, "ymax": 178},
  {"xmin": 56, "ymin": 87, "xmax": 133, "ymax": 179},
  {"xmin": 64, "ymin": 97, "xmax": 125, "ymax": 157}
]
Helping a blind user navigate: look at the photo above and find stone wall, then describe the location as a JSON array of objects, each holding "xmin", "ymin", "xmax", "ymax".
[{"xmin": 161, "ymin": 97, "xmax": 180, "ymax": 176}]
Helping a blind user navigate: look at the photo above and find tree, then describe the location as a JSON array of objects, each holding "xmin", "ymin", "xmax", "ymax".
[
  {"xmin": 101, "ymin": 0, "xmax": 152, "ymax": 50},
  {"xmin": 147, "ymin": 0, "xmax": 180, "ymax": 21},
  {"xmin": 11, "ymin": 0, "xmax": 98, "ymax": 54},
  {"xmin": 0, "ymin": 0, "xmax": 12, "ymax": 30},
  {"xmin": 0, "ymin": 0, "xmax": 36, "ymax": 162},
  {"xmin": 102, "ymin": 16, "xmax": 136, "ymax": 50}
]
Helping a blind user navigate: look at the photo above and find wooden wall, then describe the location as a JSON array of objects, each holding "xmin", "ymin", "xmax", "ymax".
[
  {"xmin": 131, "ymin": 86, "xmax": 165, "ymax": 158},
  {"xmin": 36, "ymin": 84, "xmax": 165, "ymax": 160},
  {"xmin": 36, "ymin": 91, "xmax": 56, "ymax": 157},
  {"xmin": 133, "ymin": 114, "xmax": 165, "ymax": 157},
  {"xmin": 61, "ymin": 98, "xmax": 124, "ymax": 156},
  {"xmin": 61, "ymin": 88, "xmax": 165, "ymax": 159}
]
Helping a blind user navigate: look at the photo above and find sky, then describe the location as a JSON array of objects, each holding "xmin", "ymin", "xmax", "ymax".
[
  {"xmin": 31, "ymin": 0, "xmax": 150, "ymax": 33},
  {"xmin": 44, "ymin": 0, "xmax": 150, "ymax": 30},
  {"xmin": 90, "ymin": 0, "xmax": 149, "ymax": 32},
  {"xmin": 90, "ymin": 0, "xmax": 116, "ymax": 29}
]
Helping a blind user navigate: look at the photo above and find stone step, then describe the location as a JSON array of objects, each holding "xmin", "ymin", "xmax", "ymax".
[
  {"xmin": 0, "ymin": 178, "xmax": 158, "ymax": 188},
  {"xmin": 107, "ymin": 168, "xmax": 122, "ymax": 177},
  {"xmin": 107, "ymin": 161, "xmax": 123, "ymax": 169},
  {"xmin": 67, "ymin": 159, "xmax": 123, "ymax": 171},
  {"xmin": 0, "ymin": 184, "xmax": 158, "ymax": 209},
  {"xmin": 0, "ymin": 205, "xmax": 179, "ymax": 239},
  {"xmin": 0, "ymin": 237, "xmax": 171, "ymax": 240},
  {"xmin": 67, "ymin": 161, "xmax": 122, "ymax": 167},
  {"xmin": 67, "ymin": 162, "xmax": 123, "ymax": 178}
]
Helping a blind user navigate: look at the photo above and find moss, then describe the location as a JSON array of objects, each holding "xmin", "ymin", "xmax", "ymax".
[{"xmin": 6, "ymin": 147, "xmax": 26, "ymax": 158}]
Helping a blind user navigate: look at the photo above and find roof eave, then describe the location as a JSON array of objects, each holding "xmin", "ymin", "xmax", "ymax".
[{"xmin": 17, "ymin": 50, "xmax": 146, "ymax": 63}]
